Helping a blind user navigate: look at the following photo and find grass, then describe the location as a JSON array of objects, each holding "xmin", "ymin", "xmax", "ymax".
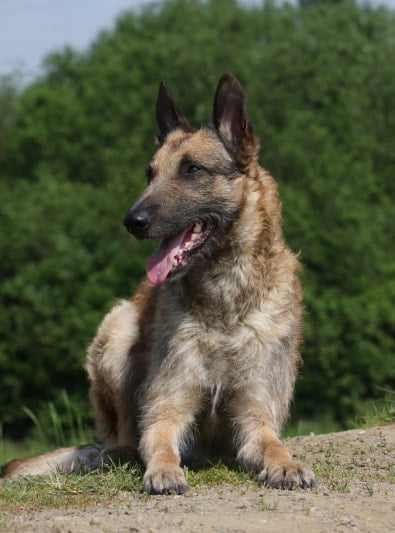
[
  {"xmin": 0, "ymin": 461, "xmax": 255, "ymax": 511},
  {"xmin": 23, "ymin": 389, "xmax": 95, "ymax": 449},
  {"xmin": 303, "ymin": 441, "xmax": 353, "ymax": 493},
  {"xmin": 351, "ymin": 389, "xmax": 395, "ymax": 429},
  {"xmin": 258, "ymin": 498, "xmax": 279, "ymax": 511},
  {"xmin": 186, "ymin": 461, "xmax": 253, "ymax": 487},
  {"xmin": 0, "ymin": 462, "xmax": 143, "ymax": 510},
  {"xmin": 285, "ymin": 388, "xmax": 395, "ymax": 438},
  {"xmin": 284, "ymin": 412, "xmax": 342, "ymax": 438},
  {"xmin": 0, "ymin": 394, "xmax": 256, "ymax": 511},
  {"xmin": 0, "ymin": 390, "xmax": 95, "ymax": 465},
  {"xmin": 306, "ymin": 428, "xmax": 395, "ymax": 496},
  {"xmin": 2, "ymin": 429, "xmax": 393, "ymax": 513},
  {"xmin": 1, "ymin": 391, "xmax": 394, "ymax": 512}
]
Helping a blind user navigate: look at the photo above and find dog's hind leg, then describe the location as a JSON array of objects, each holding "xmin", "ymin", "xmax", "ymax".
[
  {"xmin": 86, "ymin": 299, "xmax": 141, "ymax": 456},
  {"xmin": 1, "ymin": 444, "xmax": 109, "ymax": 479},
  {"xmin": 2, "ymin": 299, "xmax": 140, "ymax": 480}
]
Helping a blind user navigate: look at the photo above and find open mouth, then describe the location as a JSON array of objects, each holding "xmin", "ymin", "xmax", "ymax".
[{"xmin": 146, "ymin": 220, "xmax": 215, "ymax": 285}]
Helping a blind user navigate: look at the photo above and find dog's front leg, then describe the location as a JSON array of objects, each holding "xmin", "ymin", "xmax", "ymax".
[
  {"xmin": 139, "ymin": 387, "xmax": 199, "ymax": 495},
  {"xmin": 234, "ymin": 399, "xmax": 315, "ymax": 489}
]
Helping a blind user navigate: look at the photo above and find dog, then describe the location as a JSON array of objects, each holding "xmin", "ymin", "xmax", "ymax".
[{"xmin": 2, "ymin": 73, "xmax": 315, "ymax": 494}]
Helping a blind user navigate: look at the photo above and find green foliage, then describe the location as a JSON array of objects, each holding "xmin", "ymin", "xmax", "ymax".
[
  {"xmin": 0, "ymin": 0, "xmax": 394, "ymax": 438},
  {"xmin": 0, "ymin": 174, "xmax": 152, "ymax": 436},
  {"xmin": 23, "ymin": 390, "xmax": 96, "ymax": 449}
]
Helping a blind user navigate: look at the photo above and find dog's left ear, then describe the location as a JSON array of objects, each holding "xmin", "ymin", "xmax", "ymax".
[
  {"xmin": 213, "ymin": 73, "xmax": 258, "ymax": 164},
  {"xmin": 156, "ymin": 81, "xmax": 192, "ymax": 147}
]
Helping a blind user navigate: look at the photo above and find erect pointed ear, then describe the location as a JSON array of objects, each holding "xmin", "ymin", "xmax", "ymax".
[
  {"xmin": 155, "ymin": 81, "xmax": 192, "ymax": 146},
  {"xmin": 212, "ymin": 73, "xmax": 258, "ymax": 163}
]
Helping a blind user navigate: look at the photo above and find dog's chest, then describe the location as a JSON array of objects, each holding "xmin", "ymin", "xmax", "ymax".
[
  {"xmin": 195, "ymin": 325, "xmax": 257, "ymax": 418},
  {"xmin": 194, "ymin": 315, "xmax": 264, "ymax": 382}
]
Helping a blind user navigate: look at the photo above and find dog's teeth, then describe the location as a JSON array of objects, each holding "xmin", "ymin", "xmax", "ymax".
[
  {"xmin": 172, "ymin": 258, "xmax": 178, "ymax": 267},
  {"xmin": 193, "ymin": 222, "xmax": 202, "ymax": 233},
  {"xmin": 191, "ymin": 233, "xmax": 198, "ymax": 241}
]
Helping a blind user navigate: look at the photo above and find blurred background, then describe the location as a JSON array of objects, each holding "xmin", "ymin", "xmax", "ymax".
[{"xmin": 0, "ymin": 0, "xmax": 394, "ymax": 460}]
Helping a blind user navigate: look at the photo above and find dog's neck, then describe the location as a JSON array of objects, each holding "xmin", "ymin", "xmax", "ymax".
[{"xmin": 173, "ymin": 168, "xmax": 288, "ymax": 327}]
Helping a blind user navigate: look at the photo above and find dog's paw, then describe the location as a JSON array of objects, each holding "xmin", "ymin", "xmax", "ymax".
[
  {"xmin": 143, "ymin": 464, "xmax": 190, "ymax": 495},
  {"xmin": 258, "ymin": 460, "xmax": 315, "ymax": 490}
]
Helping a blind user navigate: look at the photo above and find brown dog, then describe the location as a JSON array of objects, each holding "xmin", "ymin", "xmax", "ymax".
[{"xmin": 2, "ymin": 74, "xmax": 314, "ymax": 494}]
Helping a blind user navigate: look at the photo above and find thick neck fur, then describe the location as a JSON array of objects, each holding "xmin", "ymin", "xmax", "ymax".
[{"xmin": 172, "ymin": 162, "xmax": 292, "ymax": 327}]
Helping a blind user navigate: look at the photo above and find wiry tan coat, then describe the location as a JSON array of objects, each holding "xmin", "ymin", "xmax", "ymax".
[{"xmin": 2, "ymin": 74, "xmax": 314, "ymax": 493}]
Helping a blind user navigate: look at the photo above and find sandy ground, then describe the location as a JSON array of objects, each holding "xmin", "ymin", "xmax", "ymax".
[{"xmin": 1, "ymin": 425, "xmax": 394, "ymax": 533}]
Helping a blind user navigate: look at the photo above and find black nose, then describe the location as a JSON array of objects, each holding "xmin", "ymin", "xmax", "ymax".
[{"xmin": 123, "ymin": 208, "xmax": 151, "ymax": 237}]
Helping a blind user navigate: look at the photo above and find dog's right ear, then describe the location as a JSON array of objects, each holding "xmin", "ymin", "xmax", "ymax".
[{"xmin": 155, "ymin": 81, "xmax": 192, "ymax": 147}]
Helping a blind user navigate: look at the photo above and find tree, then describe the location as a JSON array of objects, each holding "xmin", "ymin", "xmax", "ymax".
[{"xmin": 0, "ymin": 0, "xmax": 394, "ymax": 437}]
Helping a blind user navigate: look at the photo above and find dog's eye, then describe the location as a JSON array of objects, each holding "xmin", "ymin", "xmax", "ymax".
[
  {"xmin": 180, "ymin": 157, "xmax": 205, "ymax": 178},
  {"xmin": 186, "ymin": 164, "xmax": 201, "ymax": 174}
]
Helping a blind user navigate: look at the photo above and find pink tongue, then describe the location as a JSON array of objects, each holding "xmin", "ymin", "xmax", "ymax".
[{"xmin": 146, "ymin": 226, "xmax": 193, "ymax": 285}]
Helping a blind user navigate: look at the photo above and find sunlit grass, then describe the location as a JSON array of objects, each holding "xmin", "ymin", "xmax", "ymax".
[
  {"xmin": 186, "ymin": 461, "xmax": 253, "ymax": 487},
  {"xmin": 0, "ymin": 462, "xmax": 143, "ymax": 510},
  {"xmin": 24, "ymin": 389, "xmax": 95, "ymax": 449},
  {"xmin": 351, "ymin": 389, "xmax": 395, "ymax": 429},
  {"xmin": 284, "ymin": 413, "xmax": 341, "ymax": 438},
  {"xmin": 0, "ymin": 390, "xmax": 95, "ymax": 465},
  {"xmin": 0, "ymin": 460, "xmax": 255, "ymax": 511},
  {"xmin": 1, "ymin": 390, "xmax": 394, "ymax": 512}
]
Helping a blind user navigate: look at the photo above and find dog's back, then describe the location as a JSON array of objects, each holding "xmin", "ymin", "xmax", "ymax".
[{"xmin": 2, "ymin": 74, "xmax": 314, "ymax": 493}]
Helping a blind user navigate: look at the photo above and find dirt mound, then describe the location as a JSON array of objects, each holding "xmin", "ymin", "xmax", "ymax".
[{"xmin": 1, "ymin": 425, "xmax": 394, "ymax": 532}]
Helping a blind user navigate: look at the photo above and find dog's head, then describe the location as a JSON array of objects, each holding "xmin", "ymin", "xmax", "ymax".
[{"xmin": 123, "ymin": 73, "xmax": 259, "ymax": 285}]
